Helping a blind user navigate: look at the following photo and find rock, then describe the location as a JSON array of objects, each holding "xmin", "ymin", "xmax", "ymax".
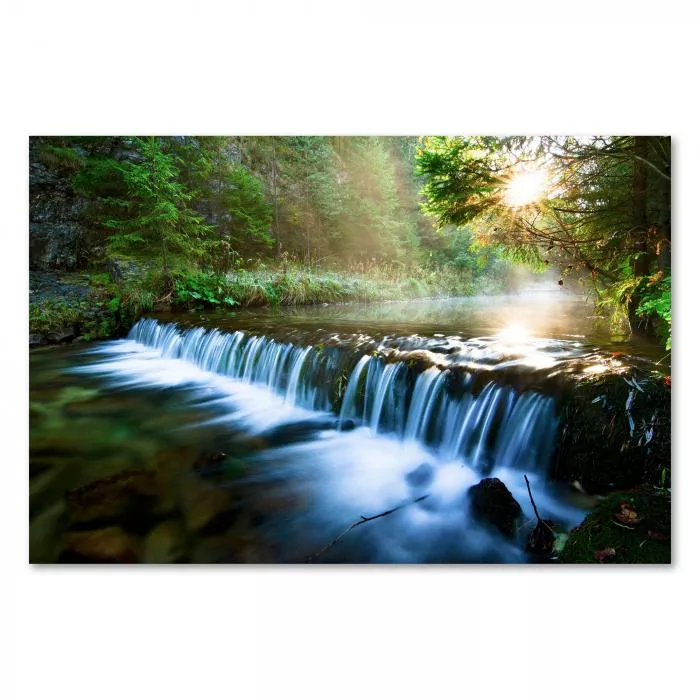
[
  {"xmin": 46, "ymin": 326, "xmax": 78, "ymax": 343},
  {"xmin": 467, "ymin": 478, "xmax": 523, "ymax": 538},
  {"xmin": 260, "ymin": 418, "xmax": 337, "ymax": 447},
  {"xmin": 405, "ymin": 463, "xmax": 434, "ymax": 488},
  {"xmin": 180, "ymin": 478, "xmax": 237, "ymax": 534},
  {"xmin": 553, "ymin": 372, "xmax": 671, "ymax": 492},
  {"xmin": 66, "ymin": 468, "xmax": 160, "ymax": 531},
  {"xmin": 29, "ymin": 333, "xmax": 47, "ymax": 347},
  {"xmin": 60, "ymin": 526, "xmax": 142, "ymax": 563},
  {"xmin": 143, "ymin": 520, "xmax": 188, "ymax": 563}
]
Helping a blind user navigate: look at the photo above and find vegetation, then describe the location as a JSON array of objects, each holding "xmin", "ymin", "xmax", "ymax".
[
  {"xmin": 558, "ymin": 490, "xmax": 670, "ymax": 564},
  {"xmin": 416, "ymin": 136, "xmax": 672, "ymax": 347},
  {"xmin": 30, "ymin": 135, "xmax": 528, "ymax": 336},
  {"xmin": 29, "ymin": 135, "xmax": 671, "ymax": 351}
]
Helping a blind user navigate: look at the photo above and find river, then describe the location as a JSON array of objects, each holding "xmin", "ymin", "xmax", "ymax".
[{"xmin": 29, "ymin": 291, "xmax": 667, "ymax": 564}]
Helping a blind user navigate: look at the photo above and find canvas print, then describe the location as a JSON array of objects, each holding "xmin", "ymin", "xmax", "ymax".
[{"xmin": 29, "ymin": 136, "xmax": 671, "ymax": 564}]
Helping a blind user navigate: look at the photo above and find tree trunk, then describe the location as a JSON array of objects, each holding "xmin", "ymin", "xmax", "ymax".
[
  {"xmin": 632, "ymin": 135, "xmax": 650, "ymax": 278},
  {"xmin": 272, "ymin": 142, "xmax": 281, "ymax": 258},
  {"xmin": 629, "ymin": 136, "xmax": 651, "ymax": 333},
  {"xmin": 656, "ymin": 137, "xmax": 671, "ymax": 271}
]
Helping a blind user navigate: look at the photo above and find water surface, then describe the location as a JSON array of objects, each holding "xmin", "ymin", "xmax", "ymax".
[{"xmin": 29, "ymin": 292, "xmax": 665, "ymax": 563}]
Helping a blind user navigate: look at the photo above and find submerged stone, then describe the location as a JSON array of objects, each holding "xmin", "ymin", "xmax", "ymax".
[
  {"xmin": 143, "ymin": 520, "xmax": 188, "ymax": 563},
  {"xmin": 66, "ymin": 468, "xmax": 160, "ymax": 531},
  {"xmin": 405, "ymin": 463, "xmax": 434, "ymax": 488},
  {"xmin": 180, "ymin": 478, "xmax": 237, "ymax": 535},
  {"xmin": 60, "ymin": 526, "xmax": 142, "ymax": 563}
]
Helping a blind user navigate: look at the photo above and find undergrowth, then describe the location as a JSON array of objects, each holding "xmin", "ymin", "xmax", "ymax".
[{"xmin": 30, "ymin": 261, "xmax": 481, "ymax": 343}]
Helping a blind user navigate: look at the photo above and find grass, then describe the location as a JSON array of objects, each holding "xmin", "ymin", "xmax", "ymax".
[
  {"xmin": 30, "ymin": 260, "xmax": 493, "ymax": 343},
  {"xmin": 173, "ymin": 263, "xmax": 479, "ymax": 310}
]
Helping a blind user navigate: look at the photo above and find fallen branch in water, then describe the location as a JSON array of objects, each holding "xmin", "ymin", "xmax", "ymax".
[
  {"xmin": 524, "ymin": 474, "xmax": 556, "ymax": 554},
  {"xmin": 524, "ymin": 474, "xmax": 544, "ymax": 523},
  {"xmin": 307, "ymin": 494, "xmax": 430, "ymax": 562}
]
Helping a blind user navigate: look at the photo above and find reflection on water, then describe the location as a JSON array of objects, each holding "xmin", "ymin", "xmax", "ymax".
[
  {"xmin": 29, "ymin": 293, "xmax": 666, "ymax": 564},
  {"xmin": 158, "ymin": 292, "xmax": 666, "ymax": 364}
]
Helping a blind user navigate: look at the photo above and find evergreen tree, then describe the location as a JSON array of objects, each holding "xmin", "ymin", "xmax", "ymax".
[{"xmin": 104, "ymin": 137, "xmax": 213, "ymax": 276}]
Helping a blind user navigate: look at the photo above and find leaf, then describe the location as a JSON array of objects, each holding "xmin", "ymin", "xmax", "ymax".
[
  {"xmin": 594, "ymin": 547, "xmax": 616, "ymax": 561},
  {"xmin": 614, "ymin": 503, "xmax": 643, "ymax": 525},
  {"xmin": 552, "ymin": 533, "xmax": 569, "ymax": 553}
]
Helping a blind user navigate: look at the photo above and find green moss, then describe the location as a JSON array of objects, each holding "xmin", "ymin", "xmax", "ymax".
[
  {"xmin": 558, "ymin": 491, "xmax": 671, "ymax": 564},
  {"xmin": 553, "ymin": 371, "xmax": 671, "ymax": 491}
]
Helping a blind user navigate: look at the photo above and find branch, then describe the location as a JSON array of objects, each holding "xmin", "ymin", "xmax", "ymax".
[
  {"xmin": 307, "ymin": 494, "xmax": 430, "ymax": 562},
  {"xmin": 523, "ymin": 474, "xmax": 542, "ymax": 523}
]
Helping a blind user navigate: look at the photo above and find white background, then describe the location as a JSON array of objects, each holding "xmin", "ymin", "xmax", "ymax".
[{"xmin": 2, "ymin": 2, "xmax": 698, "ymax": 699}]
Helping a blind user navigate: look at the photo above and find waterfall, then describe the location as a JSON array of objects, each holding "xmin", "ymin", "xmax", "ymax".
[{"xmin": 128, "ymin": 318, "xmax": 558, "ymax": 475}]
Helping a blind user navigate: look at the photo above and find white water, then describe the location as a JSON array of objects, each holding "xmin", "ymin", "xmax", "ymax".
[{"xmin": 71, "ymin": 318, "xmax": 586, "ymax": 562}]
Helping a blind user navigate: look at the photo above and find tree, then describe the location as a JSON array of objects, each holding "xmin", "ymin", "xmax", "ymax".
[
  {"xmin": 105, "ymin": 137, "xmax": 213, "ymax": 277},
  {"xmin": 416, "ymin": 135, "xmax": 671, "ymax": 344}
]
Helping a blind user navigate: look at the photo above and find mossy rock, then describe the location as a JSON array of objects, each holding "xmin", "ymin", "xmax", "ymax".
[
  {"xmin": 558, "ymin": 490, "xmax": 671, "ymax": 564},
  {"xmin": 553, "ymin": 371, "xmax": 671, "ymax": 492}
]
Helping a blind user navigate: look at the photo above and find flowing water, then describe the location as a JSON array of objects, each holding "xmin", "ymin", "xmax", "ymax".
[{"xmin": 29, "ymin": 292, "xmax": 667, "ymax": 564}]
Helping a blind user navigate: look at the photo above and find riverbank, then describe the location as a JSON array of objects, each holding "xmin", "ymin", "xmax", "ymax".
[{"xmin": 29, "ymin": 263, "xmax": 483, "ymax": 346}]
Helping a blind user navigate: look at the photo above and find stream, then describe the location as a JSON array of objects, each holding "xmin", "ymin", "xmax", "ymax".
[{"xmin": 29, "ymin": 291, "xmax": 667, "ymax": 563}]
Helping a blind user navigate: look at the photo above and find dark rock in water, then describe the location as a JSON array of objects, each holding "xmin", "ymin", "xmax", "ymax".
[
  {"xmin": 29, "ymin": 333, "xmax": 47, "ymax": 347},
  {"xmin": 60, "ymin": 526, "xmax": 142, "ymax": 563},
  {"xmin": 467, "ymin": 478, "xmax": 523, "ymax": 538},
  {"xmin": 337, "ymin": 418, "xmax": 359, "ymax": 432},
  {"xmin": 46, "ymin": 326, "xmax": 77, "ymax": 344},
  {"xmin": 143, "ymin": 520, "xmax": 188, "ymax": 563},
  {"xmin": 66, "ymin": 468, "xmax": 160, "ymax": 531},
  {"xmin": 405, "ymin": 463, "xmax": 434, "ymax": 488},
  {"xmin": 260, "ymin": 418, "xmax": 337, "ymax": 447}
]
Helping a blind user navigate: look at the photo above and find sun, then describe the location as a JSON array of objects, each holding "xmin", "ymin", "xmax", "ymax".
[{"xmin": 503, "ymin": 167, "xmax": 549, "ymax": 207}]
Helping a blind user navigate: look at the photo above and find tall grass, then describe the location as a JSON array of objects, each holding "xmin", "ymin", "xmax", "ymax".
[{"xmin": 173, "ymin": 263, "xmax": 478, "ymax": 309}]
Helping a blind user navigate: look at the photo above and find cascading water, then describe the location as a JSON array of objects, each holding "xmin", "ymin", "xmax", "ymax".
[
  {"xmin": 65, "ymin": 316, "xmax": 587, "ymax": 563},
  {"xmin": 127, "ymin": 318, "xmax": 559, "ymax": 475}
]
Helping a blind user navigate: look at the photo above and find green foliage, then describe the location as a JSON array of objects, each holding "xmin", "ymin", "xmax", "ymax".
[
  {"xmin": 636, "ymin": 273, "xmax": 672, "ymax": 349},
  {"xmin": 104, "ymin": 137, "xmax": 214, "ymax": 273},
  {"xmin": 29, "ymin": 296, "xmax": 118, "ymax": 341},
  {"xmin": 173, "ymin": 271, "xmax": 240, "ymax": 309},
  {"xmin": 36, "ymin": 143, "xmax": 85, "ymax": 172},
  {"xmin": 416, "ymin": 135, "xmax": 672, "ymax": 347}
]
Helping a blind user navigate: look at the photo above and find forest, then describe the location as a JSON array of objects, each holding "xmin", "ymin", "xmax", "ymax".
[
  {"xmin": 29, "ymin": 135, "xmax": 671, "ymax": 567},
  {"xmin": 29, "ymin": 135, "xmax": 670, "ymax": 350}
]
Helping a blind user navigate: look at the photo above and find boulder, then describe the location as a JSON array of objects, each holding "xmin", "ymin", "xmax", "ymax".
[
  {"xmin": 29, "ymin": 333, "xmax": 47, "ymax": 347},
  {"xmin": 46, "ymin": 326, "xmax": 77, "ymax": 344},
  {"xmin": 467, "ymin": 477, "xmax": 523, "ymax": 538}
]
